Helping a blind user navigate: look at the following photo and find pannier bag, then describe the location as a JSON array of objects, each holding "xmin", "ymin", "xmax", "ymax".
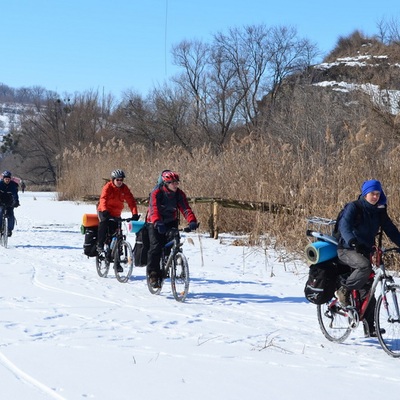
[
  {"xmin": 133, "ymin": 223, "xmax": 149, "ymax": 267},
  {"xmin": 82, "ymin": 213, "xmax": 99, "ymax": 257},
  {"xmin": 83, "ymin": 227, "xmax": 98, "ymax": 257},
  {"xmin": 304, "ymin": 258, "xmax": 350, "ymax": 304}
]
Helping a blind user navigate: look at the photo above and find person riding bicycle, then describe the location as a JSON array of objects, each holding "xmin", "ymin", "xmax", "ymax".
[
  {"xmin": 335, "ymin": 179, "xmax": 400, "ymax": 337},
  {"xmin": 96, "ymin": 169, "xmax": 139, "ymax": 261},
  {"xmin": 0, "ymin": 170, "xmax": 20, "ymax": 237},
  {"xmin": 146, "ymin": 170, "xmax": 198, "ymax": 288}
]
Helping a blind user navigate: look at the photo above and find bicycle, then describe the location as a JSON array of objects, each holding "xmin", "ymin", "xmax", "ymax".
[
  {"xmin": 0, "ymin": 203, "xmax": 10, "ymax": 248},
  {"xmin": 96, "ymin": 217, "xmax": 134, "ymax": 283},
  {"xmin": 306, "ymin": 218, "xmax": 400, "ymax": 357},
  {"xmin": 146, "ymin": 227, "xmax": 190, "ymax": 302}
]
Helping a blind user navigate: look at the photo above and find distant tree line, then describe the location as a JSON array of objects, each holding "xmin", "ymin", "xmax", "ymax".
[{"xmin": 1, "ymin": 18, "xmax": 400, "ymax": 189}]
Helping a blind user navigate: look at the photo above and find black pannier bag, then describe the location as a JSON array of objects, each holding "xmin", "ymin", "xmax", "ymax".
[
  {"xmin": 83, "ymin": 227, "xmax": 98, "ymax": 257},
  {"xmin": 304, "ymin": 258, "xmax": 350, "ymax": 304},
  {"xmin": 134, "ymin": 224, "xmax": 149, "ymax": 267}
]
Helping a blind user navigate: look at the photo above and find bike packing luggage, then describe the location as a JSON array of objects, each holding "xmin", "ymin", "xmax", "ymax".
[
  {"xmin": 133, "ymin": 223, "xmax": 149, "ymax": 267},
  {"xmin": 304, "ymin": 257, "xmax": 350, "ymax": 304}
]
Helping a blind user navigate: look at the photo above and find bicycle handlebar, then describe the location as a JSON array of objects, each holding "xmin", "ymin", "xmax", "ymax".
[{"xmin": 381, "ymin": 247, "xmax": 400, "ymax": 254}]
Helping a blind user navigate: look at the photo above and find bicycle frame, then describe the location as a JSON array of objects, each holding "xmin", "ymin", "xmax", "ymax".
[{"xmin": 162, "ymin": 234, "xmax": 183, "ymax": 274}]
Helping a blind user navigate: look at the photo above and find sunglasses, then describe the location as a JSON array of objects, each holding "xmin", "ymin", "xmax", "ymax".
[
  {"xmin": 115, "ymin": 178, "xmax": 124, "ymax": 182},
  {"xmin": 167, "ymin": 180, "xmax": 179, "ymax": 184}
]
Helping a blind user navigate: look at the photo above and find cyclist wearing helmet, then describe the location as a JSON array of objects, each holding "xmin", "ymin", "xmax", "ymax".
[
  {"xmin": 146, "ymin": 169, "xmax": 198, "ymax": 288},
  {"xmin": 0, "ymin": 170, "xmax": 20, "ymax": 237},
  {"xmin": 96, "ymin": 169, "xmax": 139, "ymax": 258}
]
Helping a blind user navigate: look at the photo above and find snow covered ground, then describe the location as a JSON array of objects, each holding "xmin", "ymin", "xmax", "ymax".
[{"xmin": 1, "ymin": 192, "xmax": 400, "ymax": 400}]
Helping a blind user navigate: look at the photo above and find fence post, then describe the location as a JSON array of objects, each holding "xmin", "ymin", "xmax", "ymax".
[{"xmin": 213, "ymin": 201, "xmax": 219, "ymax": 239}]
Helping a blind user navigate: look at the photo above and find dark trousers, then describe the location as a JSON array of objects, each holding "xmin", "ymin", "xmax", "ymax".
[
  {"xmin": 146, "ymin": 221, "xmax": 178, "ymax": 277},
  {"xmin": 97, "ymin": 212, "xmax": 117, "ymax": 248}
]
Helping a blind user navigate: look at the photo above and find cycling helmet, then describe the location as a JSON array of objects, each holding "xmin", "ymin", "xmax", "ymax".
[
  {"xmin": 161, "ymin": 170, "xmax": 179, "ymax": 183},
  {"xmin": 2, "ymin": 170, "xmax": 12, "ymax": 178},
  {"xmin": 111, "ymin": 169, "xmax": 125, "ymax": 179}
]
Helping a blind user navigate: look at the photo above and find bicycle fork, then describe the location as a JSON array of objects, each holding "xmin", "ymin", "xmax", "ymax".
[{"xmin": 381, "ymin": 280, "xmax": 400, "ymax": 323}]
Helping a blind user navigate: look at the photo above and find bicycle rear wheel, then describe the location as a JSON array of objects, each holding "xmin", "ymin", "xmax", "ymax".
[
  {"xmin": 171, "ymin": 252, "xmax": 189, "ymax": 302},
  {"xmin": 317, "ymin": 300, "xmax": 352, "ymax": 343},
  {"xmin": 375, "ymin": 284, "xmax": 400, "ymax": 357},
  {"xmin": 114, "ymin": 239, "xmax": 133, "ymax": 283},
  {"xmin": 1, "ymin": 216, "xmax": 9, "ymax": 248},
  {"xmin": 96, "ymin": 253, "xmax": 110, "ymax": 278}
]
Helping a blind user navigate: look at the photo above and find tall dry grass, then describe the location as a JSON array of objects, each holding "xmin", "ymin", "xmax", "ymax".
[{"xmin": 57, "ymin": 124, "xmax": 400, "ymax": 260}]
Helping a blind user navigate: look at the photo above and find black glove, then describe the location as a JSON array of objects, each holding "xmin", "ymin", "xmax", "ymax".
[
  {"xmin": 155, "ymin": 221, "xmax": 166, "ymax": 234},
  {"xmin": 189, "ymin": 221, "xmax": 198, "ymax": 231},
  {"xmin": 131, "ymin": 214, "xmax": 139, "ymax": 221},
  {"xmin": 14, "ymin": 201, "xmax": 20, "ymax": 208},
  {"xmin": 349, "ymin": 238, "xmax": 359, "ymax": 250},
  {"xmin": 349, "ymin": 238, "xmax": 367, "ymax": 254},
  {"xmin": 99, "ymin": 210, "xmax": 110, "ymax": 222}
]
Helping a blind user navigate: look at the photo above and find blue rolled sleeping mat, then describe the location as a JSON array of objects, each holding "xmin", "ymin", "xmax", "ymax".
[{"xmin": 305, "ymin": 241, "xmax": 337, "ymax": 264}]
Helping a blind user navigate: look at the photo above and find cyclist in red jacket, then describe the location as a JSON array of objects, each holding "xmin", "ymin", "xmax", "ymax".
[
  {"xmin": 146, "ymin": 170, "xmax": 198, "ymax": 288},
  {"xmin": 96, "ymin": 169, "xmax": 139, "ymax": 255}
]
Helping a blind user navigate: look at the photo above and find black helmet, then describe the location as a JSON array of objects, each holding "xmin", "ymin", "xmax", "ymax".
[
  {"xmin": 2, "ymin": 170, "xmax": 12, "ymax": 178},
  {"xmin": 111, "ymin": 169, "xmax": 125, "ymax": 179}
]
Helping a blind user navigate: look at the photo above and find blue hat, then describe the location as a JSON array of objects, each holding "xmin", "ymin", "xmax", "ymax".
[{"xmin": 361, "ymin": 179, "xmax": 387, "ymax": 205}]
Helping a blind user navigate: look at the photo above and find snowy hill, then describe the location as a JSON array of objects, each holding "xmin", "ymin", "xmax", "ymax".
[{"xmin": 1, "ymin": 192, "xmax": 400, "ymax": 400}]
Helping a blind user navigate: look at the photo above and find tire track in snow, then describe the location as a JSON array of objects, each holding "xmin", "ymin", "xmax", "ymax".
[{"xmin": 0, "ymin": 351, "xmax": 66, "ymax": 400}]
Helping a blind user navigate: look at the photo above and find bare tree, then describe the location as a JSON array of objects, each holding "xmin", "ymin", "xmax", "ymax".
[
  {"xmin": 266, "ymin": 26, "xmax": 318, "ymax": 107},
  {"xmin": 4, "ymin": 90, "xmax": 115, "ymax": 184},
  {"xmin": 377, "ymin": 17, "xmax": 400, "ymax": 45}
]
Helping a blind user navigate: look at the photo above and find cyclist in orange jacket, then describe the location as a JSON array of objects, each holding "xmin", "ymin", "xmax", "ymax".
[{"xmin": 96, "ymin": 169, "xmax": 139, "ymax": 255}]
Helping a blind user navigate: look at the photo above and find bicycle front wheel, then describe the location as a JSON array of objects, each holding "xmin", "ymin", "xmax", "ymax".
[
  {"xmin": 317, "ymin": 301, "xmax": 352, "ymax": 343},
  {"xmin": 114, "ymin": 240, "xmax": 133, "ymax": 283},
  {"xmin": 1, "ymin": 216, "xmax": 9, "ymax": 248},
  {"xmin": 375, "ymin": 284, "xmax": 400, "ymax": 357},
  {"xmin": 171, "ymin": 252, "xmax": 189, "ymax": 302}
]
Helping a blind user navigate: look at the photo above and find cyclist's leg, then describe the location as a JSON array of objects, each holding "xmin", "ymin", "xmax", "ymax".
[
  {"xmin": 337, "ymin": 249, "xmax": 371, "ymax": 290},
  {"xmin": 362, "ymin": 294, "xmax": 377, "ymax": 336},
  {"xmin": 146, "ymin": 223, "xmax": 164, "ymax": 286},
  {"xmin": 97, "ymin": 214, "xmax": 108, "ymax": 252}
]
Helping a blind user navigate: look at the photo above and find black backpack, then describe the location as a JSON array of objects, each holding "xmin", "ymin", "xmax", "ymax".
[{"xmin": 332, "ymin": 199, "xmax": 363, "ymax": 240}]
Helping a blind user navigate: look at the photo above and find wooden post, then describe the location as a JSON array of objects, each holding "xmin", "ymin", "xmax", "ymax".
[{"xmin": 213, "ymin": 201, "xmax": 219, "ymax": 239}]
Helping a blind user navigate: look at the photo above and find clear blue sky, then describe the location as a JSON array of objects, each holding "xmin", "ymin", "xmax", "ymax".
[{"xmin": 1, "ymin": 0, "xmax": 399, "ymax": 99}]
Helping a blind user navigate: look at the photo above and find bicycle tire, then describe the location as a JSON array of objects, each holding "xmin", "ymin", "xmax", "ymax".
[
  {"xmin": 1, "ymin": 216, "xmax": 9, "ymax": 248},
  {"xmin": 114, "ymin": 239, "xmax": 133, "ymax": 283},
  {"xmin": 317, "ymin": 301, "xmax": 352, "ymax": 343},
  {"xmin": 146, "ymin": 271, "xmax": 163, "ymax": 295},
  {"xmin": 171, "ymin": 252, "xmax": 189, "ymax": 302},
  {"xmin": 96, "ymin": 253, "xmax": 110, "ymax": 278},
  {"xmin": 375, "ymin": 283, "xmax": 400, "ymax": 357}
]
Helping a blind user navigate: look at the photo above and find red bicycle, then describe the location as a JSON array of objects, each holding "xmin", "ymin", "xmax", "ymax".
[{"xmin": 306, "ymin": 217, "xmax": 400, "ymax": 357}]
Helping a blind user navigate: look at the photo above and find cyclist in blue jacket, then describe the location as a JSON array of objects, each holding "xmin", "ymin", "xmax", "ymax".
[
  {"xmin": 335, "ymin": 179, "xmax": 400, "ymax": 337},
  {"xmin": 0, "ymin": 170, "xmax": 20, "ymax": 237}
]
